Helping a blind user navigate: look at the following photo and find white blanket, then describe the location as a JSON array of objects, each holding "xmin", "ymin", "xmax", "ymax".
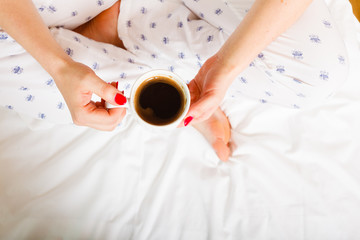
[{"xmin": 0, "ymin": 0, "xmax": 360, "ymax": 239}]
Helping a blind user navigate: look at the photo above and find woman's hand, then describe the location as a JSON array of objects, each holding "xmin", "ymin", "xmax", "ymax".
[
  {"xmin": 53, "ymin": 60, "xmax": 127, "ymax": 131},
  {"xmin": 184, "ymin": 54, "xmax": 236, "ymax": 126},
  {"xmin": 1, "ymin": 0, "xmax": 126, "ymax": 131},
  {"xmin": 183, "ymin": 0, "xmax": 314, "ymax": 127}
]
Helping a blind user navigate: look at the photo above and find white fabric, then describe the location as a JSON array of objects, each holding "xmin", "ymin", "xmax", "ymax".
[
  {"xmin": 120, "ymin": 0, "xmax": 348, "ymax": 109},
  {"xmin": 0, "ymin": 0, "xmax": 360, "ymax": 239},
  {"xmin": 0, "ymin": 0, "xmax": 349, "ymax": 122},
  {"xmin": 33, "ymin": 0, "xmax": 118, "ymax": 29}
]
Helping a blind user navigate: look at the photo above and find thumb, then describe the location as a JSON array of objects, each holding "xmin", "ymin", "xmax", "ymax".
[
  {"xmin": 184, "ymin": 93, "xmax": 220, "ymax": 126},
  {"xmin": 90, "ymin": 77, "xmax": 127, "ymax": 106}
]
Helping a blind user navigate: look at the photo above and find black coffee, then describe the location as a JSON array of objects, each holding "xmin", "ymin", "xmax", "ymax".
[{"xmin": 134, "ymin": 76, "xmax": 185, "ymax": 126}]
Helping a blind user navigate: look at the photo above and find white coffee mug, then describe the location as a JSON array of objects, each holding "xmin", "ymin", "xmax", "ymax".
[{"xmin": 106, "ymin": 69, "xmax": 191, "ymax": 130}]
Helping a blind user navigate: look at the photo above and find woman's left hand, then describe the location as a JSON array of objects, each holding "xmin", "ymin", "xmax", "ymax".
[{"xmin": 183, "ymin": 54, "xmax": 236, "ymax": 126}]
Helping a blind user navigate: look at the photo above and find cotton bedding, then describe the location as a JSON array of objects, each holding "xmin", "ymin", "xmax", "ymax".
[{"xmin": 0, "ymin": 0, "xmax": 360, "ymax": 239}]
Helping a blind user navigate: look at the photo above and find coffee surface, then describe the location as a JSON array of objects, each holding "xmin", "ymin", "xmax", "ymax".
[{"xmin": 135, "ymin": 77, "xmax": 185, "ymax": 125}]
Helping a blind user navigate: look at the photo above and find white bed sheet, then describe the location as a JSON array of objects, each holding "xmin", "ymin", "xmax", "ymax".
[{"xmin": 1, "ymin": 0, "xmax": 360, "ymax": 239}]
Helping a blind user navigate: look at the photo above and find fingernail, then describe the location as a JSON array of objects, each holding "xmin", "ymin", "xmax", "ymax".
[
  {"xmin": 184, "ymin": 116, "xmax": 193, "ymax": 127},
  {"xmin": 115, "ymin": 93, "xmax": 127, "ymax": 105},
  {"xmin": 115, "ymin": 81, "xmax": 119, "ymax": 89}
]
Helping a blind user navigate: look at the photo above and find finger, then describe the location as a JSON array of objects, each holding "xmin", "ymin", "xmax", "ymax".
[
  {"xmin": 87, "ymin": 108, "xmax": 126, "ymax": 131},
  {"xmin": 95, "ymin": 101, "xmax": 106, "ymax": 109},
  {"xmin": 187, "ymin": 79, "xmax": 200, "ymax": 104},
  {"xmin": 183, "ymin": 93, "xmax": 220, "ymax": 126},
  {"xmin": 89, "ymin": 77, "xmax": 127, "ymax": 106},
  {"xmin": 85, "ymin": 103, "xmax": 126, "ymax": 126},
  {"xmin": 73, "ymin": 102, "xmax": 126, "ymax": 131},
  {"xmin": 101, "ymin": 81, "xmax": 117, "ymax": 105},
  {"xmin": 111, "ymin": 81, "xmax": 118, "ymax": 88}
]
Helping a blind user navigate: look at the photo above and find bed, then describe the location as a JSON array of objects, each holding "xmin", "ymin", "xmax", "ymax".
[{"xmin": 1, "ymin": 0, "xmax": 360, "ymax": 239}]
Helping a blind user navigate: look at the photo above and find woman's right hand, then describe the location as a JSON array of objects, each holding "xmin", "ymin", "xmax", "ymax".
[{"xmin": 53, "ymin": 60, "xmax": 127, "ymax": 131}]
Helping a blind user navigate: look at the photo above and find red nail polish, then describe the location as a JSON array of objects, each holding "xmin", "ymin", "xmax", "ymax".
[
  {"xmin": 115, "ymin": 81, "xmax": 119, "ymax": 89},
  {"xmin": 115, "ymin": 93, "xmax": 127, "ymax": 105},
  {"xmin": 184, "ymin": 116, "xmax": 193, "ymax": 126}
]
